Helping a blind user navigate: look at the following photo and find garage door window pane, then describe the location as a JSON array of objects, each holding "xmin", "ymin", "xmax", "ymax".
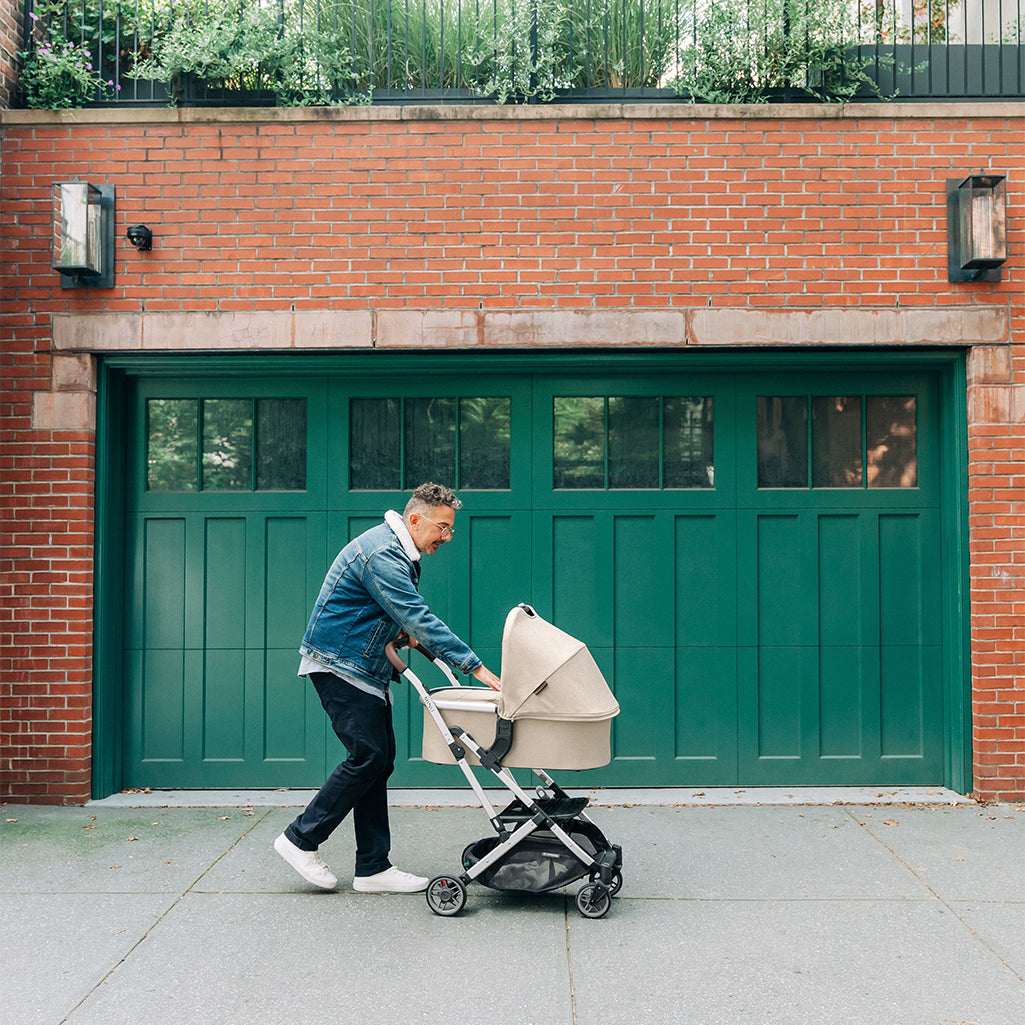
[
  {"xmin": 406, "ymin": 398, "xmax": 456, "ymax": 486},
  {"xmin": 609, "ymin": 397, "xmax": 659, "ymax": 489},
  {"xmin": 554, "ymin": 397, "xmax": 605, "ymax": 489},
  {"xmin": 202, "ymin": 400, "xmax": 253, "ymax": 491},
  {"xmin": 460, "ymin": 397, "xmax": 511, "ymax": 489},
  {"xmin": 664, "ymin": 397, "xmax": 714, "ymax": 488},
  {"xmin": 812, "ymin": 396, "xmax": 862, "ymax": 487},
  {"xmin": 867, "ymin": 396, "xmax": 917, "ymax": 488},
  {"xmin": 256, "ymin": 399, "xmax": 307, "ymax": 491},
  {"xmin": 758, "ymin": 396, "xmax": 808, "ymax": 488},
  {"xmin": 147, "ymin": 399, "xmax": 198, "ymax": 491},
  {"xmin": 350, "ymin": 398, "xmax": 401, "ymax": 490}
]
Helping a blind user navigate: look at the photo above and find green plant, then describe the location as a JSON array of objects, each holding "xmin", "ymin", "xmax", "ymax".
[
  {"xmin": 19, "ymin": 2, "xmax": 120, "ymax": 108},
  {"xmin": 129, "ymin": 1, "xmax": 285, "ymax": 95},
  {"xmin": 669, "ymin": 0, "xmax": 898, "ymax": 104}
]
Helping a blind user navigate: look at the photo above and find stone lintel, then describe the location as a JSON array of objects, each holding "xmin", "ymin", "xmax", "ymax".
[
  {"xmin": 50, "ymin": 307, "xmax": 1007, "ymax": 354},
  {"xmin": 689, "ymin": 308, "xmax": 1009, "ymax": 347}
]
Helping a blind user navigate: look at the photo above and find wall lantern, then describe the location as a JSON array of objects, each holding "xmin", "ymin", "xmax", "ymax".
[
  {"xmin": 946, "ymin": 173, "xmax": 1007, "ymax": 283},
  {"xmin": 51, "ymin": 181, "xmax": 115, "ymax": 288}
]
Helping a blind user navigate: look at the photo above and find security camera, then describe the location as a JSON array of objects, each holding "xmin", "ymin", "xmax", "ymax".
[{"xmin": 126, "ymin": 224, "xmax": 153, "ymax": 251}]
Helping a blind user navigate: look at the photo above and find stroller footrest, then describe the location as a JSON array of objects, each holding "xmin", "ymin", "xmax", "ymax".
[{"xmin": 500, "ymin": 796, "xmax": 588, "ymax": 825}]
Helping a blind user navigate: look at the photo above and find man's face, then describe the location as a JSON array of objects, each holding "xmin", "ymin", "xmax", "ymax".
[{"xmin": 408, "ymin": 504, "xmax": 456, "ymax": 555}]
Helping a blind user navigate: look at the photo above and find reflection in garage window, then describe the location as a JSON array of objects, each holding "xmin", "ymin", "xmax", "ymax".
[
  {"xmin": 202, "ymin": 399, "xmax": 253, "ymax": 490},
  {"xmin": 812, "ymin": 396, "xmax": 862, "ymax": 487},
  {"xmin": 757, "ymin": 396, "xmax": 808, "ymax": 488},
  {"xmin": 146, "ymin": 397, "xmax": 307, "ymax": 492},
  {"xmin": 664, "ymin": 397, "xmax": 715, "ymax": 488},
  {"xmin": 256, "ymin": 399, "xmax": 307, "ymax": 491},
  {"xmin": 459, "ymin": 397, "xmax": 511, "ymax": 489},
  {"xmin": 867, "ymin": 396, "xmax": 917, "ymax": 488},
  {"xmin": 554, "ymin": 396, "xmax": 605, "ymax": 488},
  {"xmin": 758, "ymin": 394, "xmax": 917, "ymax": 490},
  {"xmin": 147, "ymin": 399, "xmax": 198, "ymax": 492},
  {"xmin": 350, "ymin": 396, "xmax": 510, "ymax": 491},
  {"xmin": 554, "ymin": 396, "xmax": 714, "ymax": 490},
  {"xmin": 405, "ymin": 398, "xmax": 456, "ymax": 487}
]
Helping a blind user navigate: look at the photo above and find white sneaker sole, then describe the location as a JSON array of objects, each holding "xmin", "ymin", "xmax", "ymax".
[{"xmin": 353, "ymin": 877, "xmax": 429, "ymax": 894}]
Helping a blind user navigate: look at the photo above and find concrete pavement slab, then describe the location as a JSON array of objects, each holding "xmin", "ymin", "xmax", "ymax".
[
  {"xmin": 1, "ymin": 893, "xmax": 177, "ymax": 1025},
  {"xmin": 568, "ymin": 897, "xmax": 1025, "ymax": 1025},
  {"xmin": 607, "ymin": 805, "xmax": 926, "ymax": 900},
  {"xmin": 848, "ymin": 805, "xmax": 1025, "ymax": 901},
  {"xmin": 0, "ymin": 806, "xmax": 269, "ymax": 894},
  {"xmin": 952, "ymin": 901, "xmax": 1025, "ymax": 981},
  {"xmin": 65, "ymin": 891, "xmax": 573, "ymax": 1025}
]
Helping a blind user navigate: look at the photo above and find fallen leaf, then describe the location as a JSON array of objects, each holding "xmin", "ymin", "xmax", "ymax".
[
  {"xmin": 126, "ymin": 836, "xmax": 139, "ymax": 842},
  {"xmin": 883, "ymin": 819, "xmax": 899, "ymax": 826}
]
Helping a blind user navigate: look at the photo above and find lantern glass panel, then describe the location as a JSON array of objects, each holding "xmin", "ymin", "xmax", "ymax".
[
  {"xmin": 960, "ymin": 175, "xmax": 1007, "ymax": 270},
  {"xmin": 52, "ymin": 182, "xmax": 103, "ymax": 274}
]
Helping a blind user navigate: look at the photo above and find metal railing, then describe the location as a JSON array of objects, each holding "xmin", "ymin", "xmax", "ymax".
[{"xmin": 19, "ymin": 0, "xmax": 1025, "ymax": 108}]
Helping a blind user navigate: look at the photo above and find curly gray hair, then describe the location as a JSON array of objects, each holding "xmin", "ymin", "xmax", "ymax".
[{"xmin": 404, "ymin": 482, "xmax": 462, "ymax": 516}]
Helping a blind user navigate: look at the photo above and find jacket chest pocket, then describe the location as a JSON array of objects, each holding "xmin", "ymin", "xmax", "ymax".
[{"xmin": 362, "ymin": 618, "xmax": 396, "ymax": 664}]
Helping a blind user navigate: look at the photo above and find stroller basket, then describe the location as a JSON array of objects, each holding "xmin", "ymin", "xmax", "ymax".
[{"xmin": 387, "ymin": 604, "xmax": 623, "ymax": 919}]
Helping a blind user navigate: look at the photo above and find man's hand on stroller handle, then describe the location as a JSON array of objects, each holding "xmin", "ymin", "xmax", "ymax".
[{"xmin": 473, "ymin": 664, "xmax": 501, "ymax": 691}]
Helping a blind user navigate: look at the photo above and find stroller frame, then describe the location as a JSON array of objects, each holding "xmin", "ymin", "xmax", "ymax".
[{"xmin": 386, "ymin": 640, "xmax": 623, "ymax": 919}]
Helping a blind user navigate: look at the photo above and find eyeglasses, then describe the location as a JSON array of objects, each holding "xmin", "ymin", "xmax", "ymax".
[{"xmin": 422, "ymin": 516, "xmax": 457, "ymax": 539}]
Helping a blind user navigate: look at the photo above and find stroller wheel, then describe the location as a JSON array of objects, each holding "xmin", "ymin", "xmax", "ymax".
[
  {"xmin": 576, "ymin": 883, "xmax": 611, "ymax": 919},
  {"xmin": 426, "ymin": 876, "xmax": 467, "ymax": 917}
]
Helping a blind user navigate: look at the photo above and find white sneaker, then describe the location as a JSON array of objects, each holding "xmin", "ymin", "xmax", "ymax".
[
  {"xmin": 274, "ymin": 833, "xmax": 338, "ymax": 890},
  {"xmin": 352, "ymin": 866, "xmax": 429, "ymax": 893}
]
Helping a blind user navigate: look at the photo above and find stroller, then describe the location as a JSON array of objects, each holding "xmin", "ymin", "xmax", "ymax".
[{"xmin": 385, "ymin": 604, "xmax": 623, "ymax": 919}]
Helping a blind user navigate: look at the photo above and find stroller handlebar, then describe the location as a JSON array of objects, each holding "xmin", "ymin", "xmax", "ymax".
[{"xmin": 385, "ymin": 637, "xmax": 438, "ymax": 673}]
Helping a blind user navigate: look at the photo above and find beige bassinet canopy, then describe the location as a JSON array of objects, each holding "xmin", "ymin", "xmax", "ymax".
[{"xmin": 421, "ymin": 605, "xmax": 620, "ymax": 770}]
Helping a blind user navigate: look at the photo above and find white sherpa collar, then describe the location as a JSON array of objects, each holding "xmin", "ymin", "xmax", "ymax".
[{"xmin": 385, "ymin": 509, "xmax": 421, "ymax": 562}]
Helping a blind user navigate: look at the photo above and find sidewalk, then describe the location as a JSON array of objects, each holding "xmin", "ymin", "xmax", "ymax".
[{"xmin": 2, "ymin": 790, "xmax": 1023, "ymax": 1025}]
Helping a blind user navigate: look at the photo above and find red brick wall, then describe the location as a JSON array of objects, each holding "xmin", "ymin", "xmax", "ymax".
[
  {"xmin": 1, "ymin": 104, "xmax": 1022, "ymax": 803},
  {"xmin": 0, "ymin": 0, "xmax": 22, "ymax": 108}
]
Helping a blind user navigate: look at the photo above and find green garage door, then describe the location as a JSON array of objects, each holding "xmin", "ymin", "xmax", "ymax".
[{"xmin": 121, "ymin": 365, "xmax": 951, "ymax": 789}]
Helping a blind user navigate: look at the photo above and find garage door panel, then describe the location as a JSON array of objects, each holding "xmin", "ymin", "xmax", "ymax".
[
  {"xmin": 818, "ymin": 515, "xmax": 867, "ymax": 646},
  {"xmin": 880, "ymin": 644, "xmax": 941, "ymax": 760},
  {"xmin": 130, "ymin": 648, "xmax": 185, "ymax": 765},
  {"xmin": 675, "ymin": 646, "xmax": 738, "ymax": 779},
  {"xmin": 548, "ymin": 514, "xmax": 613, "ymax": 643},
  {"xmin": 754, "ymin": 515, "xmax": 815, "ymax": 647},
  {"xmin": 263, "ymin": 647, "xmax": 323, "ymax": 764},
  {"xmin": 135, "ymin": 518, "xmax": 186, "ymax": 651},
  {"xmin": 675, "ymin": 514, "xmax": 736, "ymax": 647},
  {"xmin": 466, "ymin": 513, "xmax": 532, "ymax": 654},
  {"xmin": 264, "ymin": 517, "xmax": 317, "ymax": 649},
  {"xmin": 614, "ymin": 515, "xmax": 672, "ymax": 644},
  {"xmin": 818, "ymin": 644, "xmax": 867, "ymax": 758},
  {"xmin": 880, "ymin": 513, "xmax": 941, "ymax": 646},
  {"xmin": 202, "ymin": 648, "xmax": 246, "ymax": 761},
  {"xmin": 204, "ymin": 519, "xmax": 247, "ymax": 647}
]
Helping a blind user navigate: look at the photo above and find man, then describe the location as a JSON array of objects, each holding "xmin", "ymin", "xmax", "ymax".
[{"xmin": 274, "ymin": 482, "xmax": 501, "ymax": 893}]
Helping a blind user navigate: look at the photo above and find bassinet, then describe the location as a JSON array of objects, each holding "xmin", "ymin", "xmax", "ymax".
[{"xmin": 421, "ymin": 604, "xmax": 619, "ymax": 770}]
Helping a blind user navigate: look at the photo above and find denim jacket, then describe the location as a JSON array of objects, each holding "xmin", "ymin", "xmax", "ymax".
[{"xmin": 299, "ymin": 512, "xmax": 481, "ymax": 693}]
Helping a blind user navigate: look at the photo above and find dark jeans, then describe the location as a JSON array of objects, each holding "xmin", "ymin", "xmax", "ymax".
[{"xmin": 283, "ymin": 673, "xmax": 395, "ymax": 877}]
